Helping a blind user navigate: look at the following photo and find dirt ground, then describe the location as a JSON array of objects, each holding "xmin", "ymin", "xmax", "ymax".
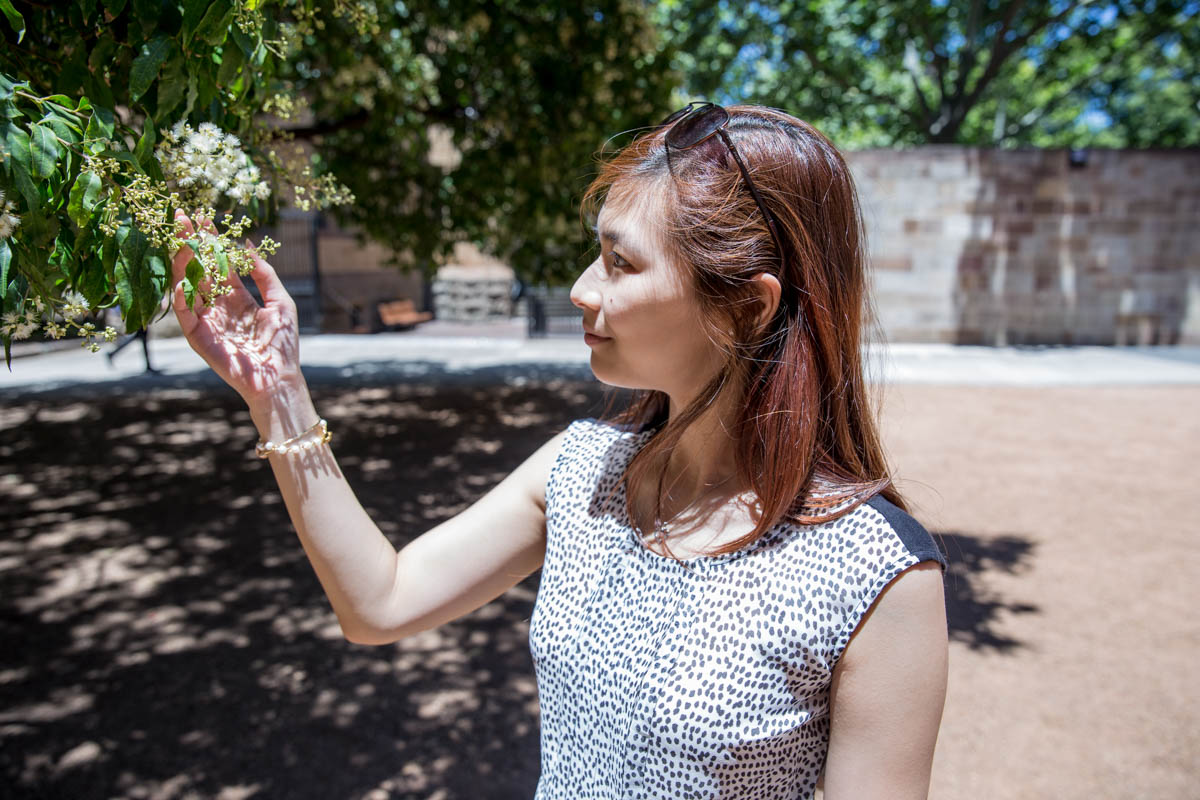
[{"xmin": 0, "ymin": 370, "xmax": 1196, "ymax": 799}]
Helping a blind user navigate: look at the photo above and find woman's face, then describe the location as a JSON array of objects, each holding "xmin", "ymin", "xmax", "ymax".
[{"xmin": 569, "ymin": 183, "xmax": 724, "ymax": 403}]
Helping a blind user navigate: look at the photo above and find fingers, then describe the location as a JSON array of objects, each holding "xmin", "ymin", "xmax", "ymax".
[
  {"xmin": 171, "ymin": 210, "xmax": 197, "ymax": 285},
  {"xmin": 171, "ymin": 210, "xmax": 249, "ymax": 297},
  {"xmin": 172, "ymin": 279, "xmax": 200, "ymax": 338},
  {"xmin": 243, "ymin": 238, "xmax": 296, "ymax": 311}
]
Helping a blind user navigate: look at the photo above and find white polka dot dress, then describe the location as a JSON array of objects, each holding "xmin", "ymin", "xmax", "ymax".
[{"xmin": 529, "ymin": 418, "xmax": 947, "ymax": 799}]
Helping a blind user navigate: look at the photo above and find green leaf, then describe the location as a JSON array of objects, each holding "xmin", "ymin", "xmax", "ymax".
[
  {"xmin": 40, "ymin": 113, "xmax": 82, "ymax": 144},
  {"xmin": 30, "ymin": 124, "xmax": 63, "ymax": 180},
  {"xmin": 20, "ymin": 207, "xmax": 60, "ymax": 250},
  {"xmin": 83, "ymin": 73, "xmax": 116, "ymax": 113},
  {"xmin": 182, "ymin": 0, "xmax": 213, "ymax": 48},
  {"xmin": 95, "ymin": 148, "xmax": 146, "ymax": 175},
  {"xmin": 182, "ymin": 74, "xmax": 199, "ymax": 119},
  {"xmin": 230, "ymin": 24, "xmax": 256, "ymax": 58},
  {"xmin": 195, "ymin": 70, "xmax": 219, "ymax": 111},
  {"xmin": 5, "ymin": 125, "xmax": 39, "ymax": 207},
  {"xmin": 133, "ymin": 123, "xmax": 157, "ymax": 170},
  {"xmin": 76, "ymin": 261, "xmax": 109, "ymax": 308},
  {"xmin": 101, "ymin": 232, "xmax": 118, "ymax": 282},
  {"xmin": 84, "ymin": 104, "xmax": 115, "ymax": 143},
  {"xmin": 155, "ymin": 56, "xmax": 187, "ymax": 121},
  {"xmin": 131, "ymin": 0, "xmax": 161, "ymax": 36},
  {"xmin": 60, "ymin": 48, "xmax": 91, "ymax": 96},
  {"xmin": 5, "ymin": 122, "xmax": 29, "ymax": 171},
  {"xmin": 0, "ymin": 73, "xmax": 20, "ymax": 101},
  {"xmin": 213, "ymin": 240, "xmax": 229, "ymax": 279},
  {"xmin": 183, "ymin": 256, "xmax": 203, "ymax": 309},
  {"xmin": 114, "ymin": 224, "xmax": 168, "ymax": 330},
  {"xmin": 78, "ymin": 0, "xmax": 99, "ymax": 24},
  {"xmin": 0, "ymin": 240, "xmax": 10, "ymax": 298},
  {"xmin": 88, "ymin": 37, "xmax": 116, "ymax": 75},
  {"xmin": 44, "ymin": 104, "xmax": 84, "ymax": 133},
  {"xmin": 114, "ymin": 224, "xmax": 148, "ymax": 328},
  {"xmin": 130, "ymin": 36, "xmax": 172, "ymax": 102},
  {"xmin": 42, "ymin": 94, "xmax": 77, "ymax": 110},
  {"xmin": 67, "ymin": 170, "xmax": 104, "ymax": 229},
  {"xmin": 195, "ymin": 0, "xmax": 234, "ymax": 47},
  {"xmin": 0, "ymin": 0, "xmax": 25, "ymax": 44},
  {"xmin": 216, "ymin": 44, "xmax": 244, "ymax": 87},
  {"xmin": 102, "ymin": 0, "xmax": 128, "ymax": 18},
  {"xmin": 78, "ymin": 258, "xmax": 109, "ymax": 307}
]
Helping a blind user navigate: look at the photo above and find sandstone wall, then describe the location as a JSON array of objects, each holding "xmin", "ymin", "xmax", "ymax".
[{"xmin": 847, "ymin": 148, "xmax": 1200, "ymax": 345}]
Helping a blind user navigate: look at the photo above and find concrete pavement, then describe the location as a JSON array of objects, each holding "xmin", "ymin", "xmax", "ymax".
[{"xmin": 3, "ymin": 331, "xmax": 1200, "ymax": 393}]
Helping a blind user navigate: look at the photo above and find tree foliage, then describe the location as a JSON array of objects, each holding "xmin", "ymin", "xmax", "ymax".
[
  {"xmin": 0, "ymin": 0, "xmax": 677, "ymax": 362},
  {"xmin": 658, "ymin": 0, "xmax": 1199, "ymax": 148},
  {"xmin": 0, "ymin": 0, "xmax": 334, "ymax": 361},
  {"xmin": 278, "ymin": 0, "xmax": 676, "ymax": 282}
]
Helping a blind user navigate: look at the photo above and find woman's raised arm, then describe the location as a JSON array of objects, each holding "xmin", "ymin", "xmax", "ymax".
[{"xmin": 171, "ymin": 211, "xmax": 557, "ymax": 644}]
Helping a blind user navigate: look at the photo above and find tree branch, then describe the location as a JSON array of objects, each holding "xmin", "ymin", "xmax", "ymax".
[
  {"xmin": 1004, "ymin": 62, "xmax": 1107, "ymax": 141},
  {"xmin": 903, "ymin": 40, "xmax": 934, "ymax": 125},
  {"xmin": 961, "ymin": 1, "xmax": 1093, "ymax": 118},
  {"xmin": 952, "ymin": 0, "xmax": 985, "ymax": 106},
  {"xmin": 792, "ymin": 44, "xmax": 928, "ymax": 130}
]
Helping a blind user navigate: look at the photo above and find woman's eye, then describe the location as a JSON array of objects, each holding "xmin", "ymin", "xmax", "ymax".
[{"xmin": 609, "ymin": 251, "xmax": 632, "ymax": 271}]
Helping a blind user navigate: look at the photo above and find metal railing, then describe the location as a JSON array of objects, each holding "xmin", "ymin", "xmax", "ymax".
[{"xmin": 523, "ymin": 286, "xmax": 583, "ymax": 337}]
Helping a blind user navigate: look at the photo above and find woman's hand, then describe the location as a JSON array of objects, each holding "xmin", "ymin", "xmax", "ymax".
[{"xmin": 170, "ymin": 210, "xmax": 303, "ymax": 403}]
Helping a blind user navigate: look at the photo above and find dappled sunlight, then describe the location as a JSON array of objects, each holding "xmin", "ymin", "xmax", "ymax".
[
  {"xmin": 0, "ymin": 369, "xmax": 1067, "ymax": 798},
  {"xmin": 0, "ymin": 374, "xmax": 611, "ymax": 798}
]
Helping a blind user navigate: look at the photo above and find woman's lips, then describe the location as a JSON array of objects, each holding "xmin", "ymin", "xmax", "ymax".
[{"xmin": 583, "ymin": 332, "xmax": 611, "ymax": 346}]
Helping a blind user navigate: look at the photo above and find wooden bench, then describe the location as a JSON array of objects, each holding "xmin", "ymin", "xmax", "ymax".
[{"xmin": 375, "ymin": 299, "xmax": 433, "ymax": 331}]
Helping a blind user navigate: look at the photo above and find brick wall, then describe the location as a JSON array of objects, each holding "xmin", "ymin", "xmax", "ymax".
[{"xmin": 847, "ymin": 148, "xmax": 1200, "ymax": 345}]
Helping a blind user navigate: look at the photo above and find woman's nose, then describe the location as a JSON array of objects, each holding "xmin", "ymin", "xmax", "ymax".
[{"xmin": 570, "ymin": 259, "xmax": 603, "ymax": 311}]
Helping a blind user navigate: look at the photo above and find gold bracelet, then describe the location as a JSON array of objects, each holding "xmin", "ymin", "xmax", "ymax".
[{"xmin": 255, "ymin": 418, "xmax": 332, "ymax": 459}]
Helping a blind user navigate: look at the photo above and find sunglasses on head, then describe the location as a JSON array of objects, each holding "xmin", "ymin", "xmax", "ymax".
[{"xmin": 657, "ymin": 102, "xmax": 785, "ymax": 265}]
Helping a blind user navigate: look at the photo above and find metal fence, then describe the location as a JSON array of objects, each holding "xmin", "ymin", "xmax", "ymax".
[
  {"xmin": 523, "ymin": 285, "xmax": 583, "ymax": 337},
  {"xmin": 250, "ymin": 209, "xmax": 322, "ymax": 333}
]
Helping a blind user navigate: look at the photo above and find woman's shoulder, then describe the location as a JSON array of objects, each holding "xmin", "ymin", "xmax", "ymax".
[
  {"xmin": 560, "ymin": 416, "xmax": 658, "ymax": 446},
  {"xmin": 779, "ymin": 491, "xmax": 946, "ymax": 573},
  {"xmin": 858, "ymin": 494, "xmax": 947, "ymax": 570}
]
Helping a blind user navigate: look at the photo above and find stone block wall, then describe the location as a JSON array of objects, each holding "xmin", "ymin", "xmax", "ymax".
[{"xmin": 847, "ymin": 148, "xmax": 1200, "ymax": 345}]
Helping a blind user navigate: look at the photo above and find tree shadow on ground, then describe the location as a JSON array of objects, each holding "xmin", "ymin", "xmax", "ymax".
[
  {"xmin": 1, "ymin": 372, "xmax": 614, "ymax": 800},
  {"xmin": 2, "ymin": 367, "xmax": 1035, "ymax": 798},
  {"xmin": 936, "ymin": 532, "xmax": 1039, "ymax": 652}
]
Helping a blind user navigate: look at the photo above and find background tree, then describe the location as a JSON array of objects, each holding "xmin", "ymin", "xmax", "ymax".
[
  {"xmin": 657, "ymin": 0, "xmax": 1198, "ymax": 148},
  {"xmin": 280, "ymin": 0, "xmax": 678, "ymax": 282},
  {"xmin": 0, "ymin": 0, "xmax": 677, "ymax": 361},
  {"xmin": 0, "ymin": 0, "xmax": 352, "ymax": 361}
]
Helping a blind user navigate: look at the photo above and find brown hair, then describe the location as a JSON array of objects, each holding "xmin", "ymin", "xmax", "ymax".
[{"xmin": 582, "ymin": 104, "xmax": 906, "ymax": 556}]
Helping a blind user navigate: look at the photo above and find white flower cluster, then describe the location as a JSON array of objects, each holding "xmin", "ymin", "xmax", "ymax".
[
  {"xmin": 0, "ymin": 293, "xmax": 117, "ymax": 350},
  {"xmin": 157, "ymin": 121, "xmax": 271, "ymax": 208},
  {"xmin": 1, "ymin": 310, "xmax": 37, "ymax": 340},
  {"xmin": 0, "ymin": 189, "xmax": 21, "ymax": 240}
]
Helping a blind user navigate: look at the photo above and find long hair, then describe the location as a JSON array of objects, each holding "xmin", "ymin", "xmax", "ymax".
[{"xmin": 582, "ymin": 105, "xmax": 906, "ymax": 556}]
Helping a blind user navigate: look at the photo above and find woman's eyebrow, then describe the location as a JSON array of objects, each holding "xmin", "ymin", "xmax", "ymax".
[
  {"xmin": 594, "ymin": 225, "xmax": 620, "ymax": 245},
  {"xmin": 594, "ymin": 224, "xmax": 646, "ymax": 262}
]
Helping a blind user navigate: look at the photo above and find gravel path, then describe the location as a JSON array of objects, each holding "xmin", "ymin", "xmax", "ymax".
[{"xmin": 1, "ymin": 354, "xmax": 1195, "ymax": 799}]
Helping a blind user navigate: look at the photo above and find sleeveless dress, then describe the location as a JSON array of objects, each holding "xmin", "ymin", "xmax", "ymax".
[{"xmin": 528, "ymin": 418, "xmax": 947, "ymax": 800}]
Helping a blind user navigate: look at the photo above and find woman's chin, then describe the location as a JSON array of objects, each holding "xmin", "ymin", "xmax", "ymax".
[{"xmin": 587, "ymin": 360, "xmax": 658, "ymax": 393}]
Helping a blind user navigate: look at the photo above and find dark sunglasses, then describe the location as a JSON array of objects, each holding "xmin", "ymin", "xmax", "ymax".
[{"xmin": 658, "ymin": 102, "xmax": 785, "ymax": 265}]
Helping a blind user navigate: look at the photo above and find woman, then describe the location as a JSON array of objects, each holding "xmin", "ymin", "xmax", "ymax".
[{"xmin": 171, "ymin": 103, "xmax": 948, "ymax": 799}]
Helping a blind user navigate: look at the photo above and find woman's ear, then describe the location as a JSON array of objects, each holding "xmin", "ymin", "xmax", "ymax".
[{"xmin": 751, "ymin": 272, "xmax": 782, "ymax": 332}]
